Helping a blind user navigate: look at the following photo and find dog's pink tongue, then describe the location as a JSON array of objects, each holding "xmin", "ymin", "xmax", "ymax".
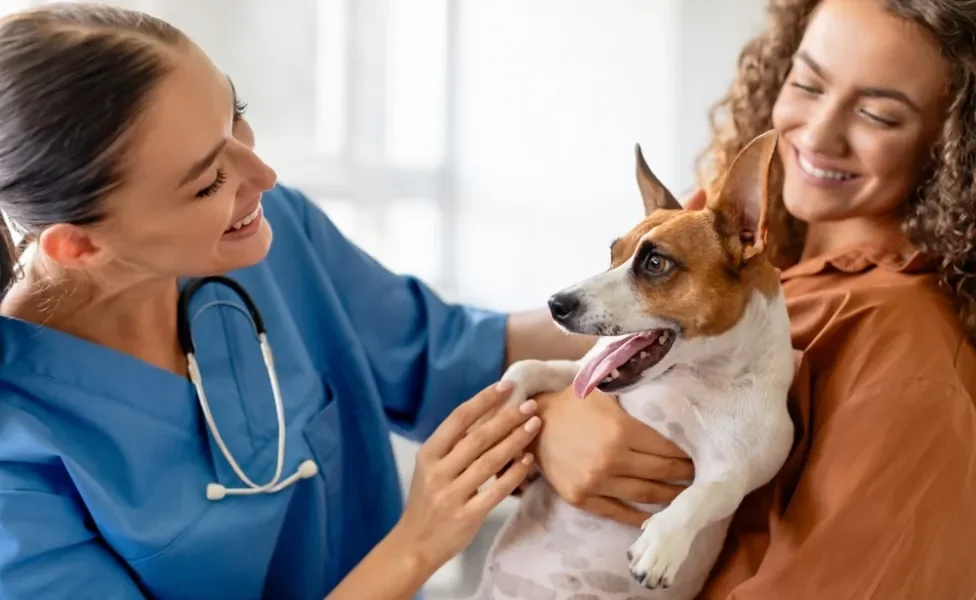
[{"xmin": 572, "ymin": 333, "xmax": 654, "ymax": 398}]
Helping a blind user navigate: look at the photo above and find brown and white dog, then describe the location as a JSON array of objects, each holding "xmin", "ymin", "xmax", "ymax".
[{"xmin": 471, "ymin": 131, "xmax": 795, "ymax": 599}]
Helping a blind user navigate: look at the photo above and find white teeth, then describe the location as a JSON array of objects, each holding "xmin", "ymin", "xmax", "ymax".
[
  {"xmin": 639, "ymin": 351, "xmax": 649, "ymax": 359},
  {"xmin": 658, "ymin": 331, "xmax": 669, "ymax": 345},
  {"xmin": 229, "ymin": 205, "xmax": 261, "ymax": 231},
  {"xmin": 797, "ymin": 154, "xmax": 855, "ymax": 181},
  {"xmin": 610, "ymin": 369, "xmax": 620, "ymax": 378}
]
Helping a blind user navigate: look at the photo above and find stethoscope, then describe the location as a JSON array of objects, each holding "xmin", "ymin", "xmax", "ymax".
[{"xmin": 177, "ymin": 276, "xmax": 318, "ymax": 501}]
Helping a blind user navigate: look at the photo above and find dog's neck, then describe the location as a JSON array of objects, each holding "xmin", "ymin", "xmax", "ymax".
[{"xmin": 664, "ymin": 286, "xmax": 789, "ymax": 384}]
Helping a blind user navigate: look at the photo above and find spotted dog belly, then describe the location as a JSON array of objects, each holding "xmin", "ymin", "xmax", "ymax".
[
  {"xmin": 472, "ymin": 480, "xmax": 658, "ymax": 599},
  {"xmin": 470, "ymin": 380, "xmax": 727, "ymax": 600}
]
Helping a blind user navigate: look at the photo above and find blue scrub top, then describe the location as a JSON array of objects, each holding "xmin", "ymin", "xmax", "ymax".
[{"xmin": 0, "ymin": 185, "xmax": 508, "ymax": 599}]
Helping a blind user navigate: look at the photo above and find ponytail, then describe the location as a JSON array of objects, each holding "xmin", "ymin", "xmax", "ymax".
[{"xmin": 0, "ymin": 214, "xmax": 19, "ymax": 297}]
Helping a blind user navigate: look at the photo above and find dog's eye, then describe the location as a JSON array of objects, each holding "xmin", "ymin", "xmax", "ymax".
[{"xmin": 642, "ymin": 253, "xmax": 673, "ymax": 276}]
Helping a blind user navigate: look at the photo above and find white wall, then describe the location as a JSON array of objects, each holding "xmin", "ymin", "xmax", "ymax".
[
  {"xmin": 449, "ymin": 0, "xmax": 766, "ymax": 312},
  {"xmin": 451, "ymin": 0, "xmax": 681, "ymax": 311},
  {"xmin": 415, "ymin": 2, "xmax": 767, "ymax": 596},
  {"xmin": 675, "ymin": 0, "xmax": 767, "ymax": 189}
]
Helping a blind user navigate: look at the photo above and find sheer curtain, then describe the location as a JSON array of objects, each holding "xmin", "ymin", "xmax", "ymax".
[{"xmin": 2, "ymin": 0, "xmax": 456, "ymax": 293}]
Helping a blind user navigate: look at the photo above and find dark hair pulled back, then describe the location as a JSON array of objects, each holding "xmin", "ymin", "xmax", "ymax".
[{"xmin": 0, "ymin": 2, "xmax": 184, "ymax": 294}]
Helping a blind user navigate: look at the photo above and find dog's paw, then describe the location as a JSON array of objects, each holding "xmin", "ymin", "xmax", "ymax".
[{"xmin": 627, "ymin": 516, "xmax": 692, "ymax": 590}]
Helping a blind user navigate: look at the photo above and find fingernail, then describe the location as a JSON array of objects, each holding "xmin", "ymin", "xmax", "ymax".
[
  {"xmin": 519, "ymin": 399, "xmax": 537, "ymax": 414},
  {"xmin": 521, "ymin": 453, "xmax": 534, "ymax": 466},
  {"xmin": 523, "ymin": 416, "xmax": 541, "ymax": 433},
  {"xmin": 495, "ymin": 380, "xmax": 514, "ymax": 394}
]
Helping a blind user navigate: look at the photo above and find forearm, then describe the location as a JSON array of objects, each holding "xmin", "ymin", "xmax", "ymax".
[
  {"xmin": 325, "ymin": 528, "xmax": 431, "ymax": 600},
  {"xmin": 504, "ymin": 309, "xmax": 596, "ymax": 367}
]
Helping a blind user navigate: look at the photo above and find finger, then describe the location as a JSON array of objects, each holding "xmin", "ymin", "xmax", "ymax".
[
  {"xmin": 423, "ymin": 381, "xmax": 514, "ymax": 458},
  {"xmin": 442, "ymin": 398, "xmax": 537, "ymax": 477},
  {"xmin": 609, "ymin": 450, "xmax": 694, "ymax": 481},
  {"xmin": 467, "ymin": 453, "xmax": 535, "ymax": 516},
  {"xmin": 681, "ymin": 188, "xmax": 707, "ymax": 210},
  {"xmin": 577, "ymin": 496, "xmax": 651, "ymax": 528},
  {"xmin": 592, "ymin": 476, "xmax": 686, "ymax": 505},
  {"xmin": 453, "ymin": 413, "xmax": 541, "ymax": 490},
  {"xmin": 622, "ymin": 416, "xmax": 689, "ymax": 459}
]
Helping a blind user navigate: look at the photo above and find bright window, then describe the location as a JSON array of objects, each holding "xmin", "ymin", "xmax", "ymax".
[{"xmin": 4, "ymin": 0, "xmax": 457, "ymax": 293}]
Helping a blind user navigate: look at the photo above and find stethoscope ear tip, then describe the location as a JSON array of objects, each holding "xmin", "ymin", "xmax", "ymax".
[
  {"xmin": 207, "ymin": 483, "xmax": 228, "ymax": 501},
  {"xmin": 297, "ymin": 459, "xmax": 319, "ymax": 479},
  {"xmin": 205, "ymin": 459, "xmax": 319, "ymax": 501}
]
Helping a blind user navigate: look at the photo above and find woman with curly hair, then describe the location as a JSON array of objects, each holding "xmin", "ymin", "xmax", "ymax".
[{"xmin": 529, "ymin": 0, "xmax": 976, "ymax": 598}]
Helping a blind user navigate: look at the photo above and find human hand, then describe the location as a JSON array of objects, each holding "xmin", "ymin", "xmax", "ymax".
[
  {"xmin": 391, "ymin": 381, "xmax": 540, "ymax": 575},
  {"xmin": 529, "ymin": 386, "xmax": 694, "ymax": 527}
]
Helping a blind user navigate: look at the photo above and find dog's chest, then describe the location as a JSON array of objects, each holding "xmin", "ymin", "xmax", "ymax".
[{"xmin": 617, "ymin": 377, "xmax": 709, "ymax": 460}]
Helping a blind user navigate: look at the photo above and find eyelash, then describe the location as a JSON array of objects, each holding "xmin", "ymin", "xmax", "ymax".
[
  {"xmin": 195, "ymin": 168, "xmax": 227, "ymax": 198},
  {"xmin": 194, "ymin": 97, "xmax": 249, "ymax": 198},
  {"xmin": 234, "ymin": 97, "xmax": 248, "ymax": 122},
  {"xmin": 789, "ymin": 82, "xmax": 898, "ymax": 128}
]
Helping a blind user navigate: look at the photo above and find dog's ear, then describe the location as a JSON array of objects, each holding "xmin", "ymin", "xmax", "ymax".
[
  {"xmin": 635, "ymin": 144, "xmax": 681, "ymax": 215},
  {"xmin": 708, "ymin": 129, "xmax": 779, "ymax": 263}
]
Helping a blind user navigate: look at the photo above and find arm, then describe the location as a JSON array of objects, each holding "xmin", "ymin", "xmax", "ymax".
[
  {"xmin": 287, "ymin": 187, "xmax": 508, "ymax": 441},
  {"xmin": 286, "ymin": 188, "xmax": 590, "ymax": 440},
  {"xmin": 0, "ymin": 487, "xmax": 145, "ymax": 599},
  {"xmin": 504, "ymin": 309, "xmax": 596, "ymax": 366},
  {"xmin": 725, "ymin": 379, "xmax": 976, "ymax": 599},
  {"xmin": 326, "ymin": 382, "xmax": 539, "ymax": 600},
  {"xmin": 324, "ymin": 519, "xmax": 431, "ymax": 600}
]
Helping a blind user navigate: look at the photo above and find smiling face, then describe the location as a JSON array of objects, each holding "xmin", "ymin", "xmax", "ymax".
[
  {"xmin": 772, "ymin": 0, "xmax": 949, "ymax": 225},
  {"xmin": 38, "ymin": 39, "xmax": 278, "ymax": 280}
]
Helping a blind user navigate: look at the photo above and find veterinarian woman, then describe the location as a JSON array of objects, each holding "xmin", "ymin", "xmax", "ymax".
[
  {"xmin": 0, "ymin": 4, "xmax": 698, "ymax": 600},
  {"xmin": 530, "ymin": 0, "xmax": 976, "ymax": 598}
]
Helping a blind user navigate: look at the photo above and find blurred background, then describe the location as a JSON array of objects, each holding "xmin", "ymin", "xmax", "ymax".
[{"xmin": 0, "ymin": 0, "xmax": 766, "ymax": 596}]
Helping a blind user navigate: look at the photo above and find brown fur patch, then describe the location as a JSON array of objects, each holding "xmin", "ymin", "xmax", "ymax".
[
  {"xmin": 609, "ymin": 209, "xmax": 780, "ymax": 339},
  {"xmin": 607, "ymin": 129, "xmax": 782, "ymax": 339}
]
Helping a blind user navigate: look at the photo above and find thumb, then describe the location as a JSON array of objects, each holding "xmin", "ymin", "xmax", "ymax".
[{"xmin": 681, "ymin": 189, "xmax": 707, "ymax": 210}]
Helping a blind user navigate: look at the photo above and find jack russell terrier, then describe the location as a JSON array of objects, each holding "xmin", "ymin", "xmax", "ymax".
[{"xmin": 470, "ymin": 130, "xmax": 795, "ymax": 600}]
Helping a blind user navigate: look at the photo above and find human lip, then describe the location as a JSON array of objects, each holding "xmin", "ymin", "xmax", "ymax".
[
  {"xmin": 225, "ymin": 202, "xmax": 261, "ymax": 233},
  {"xmin": 222, "ymin": 203, "xmax": 263, "ymax": 240},
  {"xmin": 793, "ymin": 146, "xmax": 860, "ymax": 188}
]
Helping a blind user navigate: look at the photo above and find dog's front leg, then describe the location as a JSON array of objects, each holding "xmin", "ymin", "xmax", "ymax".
[
  {"xmin": 500, "ymin": 359, "xmax": 580, "ymax": 400},
  {"xmin": 484, "ymin": 359, "xmax": 579, "ymax": 486},
  {"xmin": 469, "ymin": 359, "xmax": 579, "ymax": 432},
  {"xmin": 627, "ymin": 468, "xmax": 748, "ymax": 589}
]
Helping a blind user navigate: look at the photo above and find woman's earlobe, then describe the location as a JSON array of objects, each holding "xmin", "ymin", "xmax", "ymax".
[{"xmin": 37, "ymin": 224, "xmax": 108, "ymax": 269}]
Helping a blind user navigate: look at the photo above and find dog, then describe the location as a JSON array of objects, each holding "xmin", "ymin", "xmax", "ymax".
[{"xmin": 469, "ymin": 130, "xmax": 795, "ymax": 600}]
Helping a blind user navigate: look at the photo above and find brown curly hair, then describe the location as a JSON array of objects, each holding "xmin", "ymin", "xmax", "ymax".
[{"xmin": 696, "ymin": 0, "xmax": 976, "ymax": 343}]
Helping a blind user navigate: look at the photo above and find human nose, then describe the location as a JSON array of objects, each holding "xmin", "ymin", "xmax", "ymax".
[
  {"xmin": 797, "ymin": 100, "xmax": 848, "ymax": 157},
  {"xmin": 231, "ymin": 142, "xmax": 277, "ymax": 193},
  {"xmin": 244, "ymin": 150, "xmax": 277, "ymax": 192}
]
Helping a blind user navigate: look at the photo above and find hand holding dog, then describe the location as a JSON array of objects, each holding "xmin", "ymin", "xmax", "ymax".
[
  {"xmin": 391, "ymin": 381, "xmax": 540, "ymax": 574},
  {"xmin": 529, "ymin": 386, "xmax": 694, "ymax": 527},
  {"xmin": 327, "ymin": 381, "xmax": 539, "ymax": 600}
]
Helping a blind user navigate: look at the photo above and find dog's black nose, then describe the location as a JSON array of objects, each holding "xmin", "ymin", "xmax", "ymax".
[{"xmin": 548, "ymin": 293, "xmax": 581, "ymax": 323}]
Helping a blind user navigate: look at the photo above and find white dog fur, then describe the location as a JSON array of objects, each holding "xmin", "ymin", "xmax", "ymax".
[{"xmin": 468, "ymin": 132, "xmax": 795, "ymax": 600}]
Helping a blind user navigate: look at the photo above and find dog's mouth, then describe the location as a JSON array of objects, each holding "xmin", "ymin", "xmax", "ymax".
[{"xmin": 572, "ymin": 329, "xmax": 677, "ymax": 398}]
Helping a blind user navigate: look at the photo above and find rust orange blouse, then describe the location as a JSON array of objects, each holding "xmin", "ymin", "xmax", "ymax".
[{"xmin": 699, "ymin": 241, "xmax": 976, "ymax": 600}]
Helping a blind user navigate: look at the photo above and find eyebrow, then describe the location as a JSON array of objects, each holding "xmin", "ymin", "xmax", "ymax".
[
  {"xmin": 795, "ymin": 50, "xmax": 922, "ymax": 113},
  {"xmin": 176, "ymin": 76, "xmax": 238, "ymax": 188}
]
